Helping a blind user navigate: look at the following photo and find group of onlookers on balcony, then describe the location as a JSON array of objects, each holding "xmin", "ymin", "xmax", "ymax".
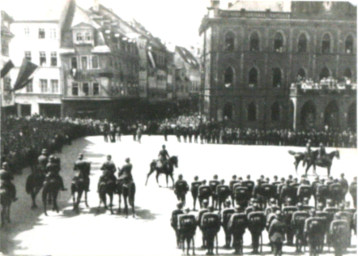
[{"xmin": 292, "ymin": 75, "xmax": 356, "ymax": 90}]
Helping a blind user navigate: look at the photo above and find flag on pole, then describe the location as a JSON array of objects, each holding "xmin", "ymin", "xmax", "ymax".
[
  {"xmin": 12, "ymin": 58, "xmax": 37, "ymax": 91},
  {"xmin": 0, "ymin": 60, "xmax": 14, "ymax": 78}
]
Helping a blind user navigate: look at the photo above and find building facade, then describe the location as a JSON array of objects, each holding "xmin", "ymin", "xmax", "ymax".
[
  {"xmin": 8, "ymin": 1, "xmax": 73, "ymax": 117},
  {"xmin": 0, "ymin": 11, "xmax": 15, "ymax": 115},
  {"xmin": 199, "ymin": 0, "xmax": 356, "ymax": 131}
]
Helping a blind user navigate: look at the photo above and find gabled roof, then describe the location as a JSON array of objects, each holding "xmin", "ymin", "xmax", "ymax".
[
  {"xmin": 176, "ymin": 46, "xmax": 199, "ymax": 69},
  {"xmin": 71, "ymin": 5, "xmax": 100, "ymax": 29}
]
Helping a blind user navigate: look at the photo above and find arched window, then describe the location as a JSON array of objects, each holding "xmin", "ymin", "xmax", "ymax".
[
  {"xmin": 319, "ymin": 67, "xmax": 330, "ymax": 80},
  {"xmin": 272, "ymin": 68, "xmax": 282, "ymax": 88},
  {"xmin": 250, "ymin": 32, "xmax": 260, "ymax": 52},
  {"xmin": 322, "ymin": 33, "xmax": 331, "ymax": 53},
  {"xmin": 248, "ymin": 68, "xmax": 258, "ymax": 87},
  {"xmin": 274, "ymin": 32, "xmax": 284, "ymax": 52},
  {"xmin": 223, "ymin": 103, "xmax": 233, "ymax": 120},
  {"xmin": 224, "ymin": 32, "xmax": 235, "ymax": 51},
  {"xmin": 297, "ymin": 68, "xmax": 306, "ymax": 81},
  {"xmin": 345, "ymin": 35, "xmax": 353, "ymax": 54},
  {"xmin": 298, "ymin": 34, "xmax": 307, "ymax": 53},
  {"xmin": 224, "ymin": 67, "xmax": 234, "ymax": 88},
  {"xmin": 344, "ymin": 68, "xmax": 352, "ymax": 79},
  {"xmin": 248, "ymin": 102, "xmax": 256, "ymax": 121},
  {"xmin": 271, "ymin": 102, "xmax": 280, "ymax": 122}
]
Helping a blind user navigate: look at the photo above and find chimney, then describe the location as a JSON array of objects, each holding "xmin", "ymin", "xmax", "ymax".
[
  {"xmin": 228, "ymin": 2, "xmax": 233, "ymax": 8},
  {"xmin": 93, "ymin": 0, "xmax": 99, "ymax": 12},
  {"xmin": 211, "ymin": 0, "xmax": 220, "ymax": 9}
]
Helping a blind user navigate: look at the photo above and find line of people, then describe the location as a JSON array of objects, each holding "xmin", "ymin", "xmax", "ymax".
[{"xmin": 171, "ymin": 173, "xmax": 357, "ymax": 255}]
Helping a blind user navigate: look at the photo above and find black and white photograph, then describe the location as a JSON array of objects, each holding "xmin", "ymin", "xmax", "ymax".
[{"xmin": 0, "ymin": 0, "xmax": 357, "ymax": 255}]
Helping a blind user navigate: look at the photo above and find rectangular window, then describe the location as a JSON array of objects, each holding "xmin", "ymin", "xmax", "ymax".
[
  {"xmin": 82, "ymin": 82, "xmax": 89, "ymax": 96},
  {"xmin": 51, "ymin": 79, "xmax": 58, "ymax": 93},
  {"xmin": 39, "ymin": 51, "xmax": 46, "ymax": 66},
  {"xmin": 39, "ymin": 28, "xmax": 45, "ymax": 39},
  {"xmin": 91, "ymin": 56, "xmax": 99, "ymax": 69},
  {"xmin": 49, "ymin": 28, "xmax": 56, "ymax": 39},
  {"xmin": 93, "ymin": 83, "xmax": 99, "ymax": 95},
  {"xmin": 81, "ymin": 56, "xmax": 88, "ymax": 70},
  {"xmin": 26, "ymin": 80, "xmax": 33, "ymax": 92},
  {"xmin": 76, "ymin": 32, "xmax": 83, "ymax": 42},
  {"xmin": 24, "ymin": 27, "xmax": 30, "ymax": 36},
  {"xmin": 72, "ymin": 83, "xmax": 78, "ymax": 96},
  {"xmin": 25, "ymin": 51, "xmax": 31, "ymax": 61},
  {"xmin": 51, "ymin": 52, "xmax": 57, "ymax": 66},
  {"xmin": 71, "ymin": 57, "xmax": 77, "ymax": 69},
  {"xmin": 85, "ymin": 32, "xmax": 91, "ymax": 41},
  {"xmin": 40, "ymin": 79, "xmax": 48, "ymax": 93}
]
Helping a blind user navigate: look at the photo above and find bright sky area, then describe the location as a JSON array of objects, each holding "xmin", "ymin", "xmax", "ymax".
[{"xmin": 1, "ymin": 0, "xmax": 218, "ymax": 49}]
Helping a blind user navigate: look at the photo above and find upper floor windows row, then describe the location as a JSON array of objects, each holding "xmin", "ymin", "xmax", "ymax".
[
  {"xmin": 223, "ymin": 31, "xmax": 355, "ymax": 54},
  {"xmin": 71, "ymin": 55, "xmax": 99, "ymax": 70},
  {"xmin": 23, "ymin": 27, "xmax": 56, "ymax": 39},
  {"xmin": 24, "ymin": 51, "xmax": 57, "ymax": 67},
  {"xmin": 74, "ymin": 31, "xmax": 93, "ymax": 44}
]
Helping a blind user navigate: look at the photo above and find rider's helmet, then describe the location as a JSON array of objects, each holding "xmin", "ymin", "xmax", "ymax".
[{"xmin": 162, "ymin": 145, "xmax": 166, "ymax": 149}]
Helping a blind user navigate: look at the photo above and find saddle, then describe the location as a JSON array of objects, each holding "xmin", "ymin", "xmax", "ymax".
[{"xmin": 157, "ymin": 159, "xmax": 168, "ymax": 169}]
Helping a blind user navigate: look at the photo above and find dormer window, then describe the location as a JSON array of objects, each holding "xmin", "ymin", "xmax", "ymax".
[
  {"xmin": 85, "ymin": 32, "xmax": 92, "ymax": 41},
  {"xmin": 76, "ymin": 32, "xmax": 83, "ymax": 42}
]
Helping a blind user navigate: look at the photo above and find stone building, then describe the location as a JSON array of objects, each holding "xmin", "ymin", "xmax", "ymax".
[
  {"xmin": 8, "ymin": 1, "xmax": 72, "ymax": 116},
  {"xmin": 60, "ymin": 1, "xmax": 140, "ymax": 118},
  {"xmin": 199, "ymin": 0, "xmax": 356, "ymax": 131}
]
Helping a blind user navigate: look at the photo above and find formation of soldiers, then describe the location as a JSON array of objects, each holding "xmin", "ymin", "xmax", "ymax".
[
  {"xmin": 171, "ymin": 173, "xmax": 357, "ymax": 255},
  {"xmin": 160, "ymin": 116, "xmax": 356, "ymax": 148}
]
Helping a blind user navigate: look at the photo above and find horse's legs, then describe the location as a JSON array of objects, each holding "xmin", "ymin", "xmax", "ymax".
[
  {"xmin": 156, "ymin": 172, "xmax": 161, "ymax": 187},
  {"xmin": 7, "ymin": 204, "xmax": 11, "ymax": 223},
  {"xmin": 53, "ymin": 192, "xmax": 59, "ymax": 213},
  {"xmin": 1, "ymin": 207, "xmax": 4, "ymax": 227},
  {"xmin": 169, "ymin": 173, "xmax": 174, "ymax": 187},
  {"xmin": 145, "ymin": 168, "xmax": 155, "ymax": 186},
  {"xmin": 85, "ymin": 191, "xmax": 89, "ymax": 208},
  {"xmin": 76, "ymin": 190, "xmax": 83, "ymax": 212},
  {"xmin": 72, "ymin": 189, "xmax": 76, "ymax": 210},
  {"xmin": 42, "ymin": 190, "xmax": 48, "ymax": 216},
  {"xmin": 166, "ymin": 175, "xmax": 169, "ymax": 188},
  {"xmin": 124, "ymin": 195, "xmax": 129, "ymax": 218},
  {"xmin": 109, "ymin": 193, "xmax": 113, "ymax": 214},
  {"xmin": 327, "ymin": 166, "xmax": 331, "ymax": 177},
  {"xmin": 118, "ymin": 192, "xmax": 122, "ymax": 213}
]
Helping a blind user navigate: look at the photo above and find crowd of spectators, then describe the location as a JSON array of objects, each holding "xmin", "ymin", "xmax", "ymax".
[{"xmin": 159, "ymin": 114, "xmax": 356, "ymax": 148}]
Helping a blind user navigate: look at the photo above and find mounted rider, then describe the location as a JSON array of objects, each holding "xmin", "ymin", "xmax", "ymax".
[
  {"xmin": 0, "ymin": 162, "xmax": 17, "ymax": 202},
  {"xmin": 73, "ymin": 153, "xmax": 90, "ymax": 191},
  {"xmin": 98, "ymin": 155, "xmax": 117, "ymax": 191},
  {"xmin": 317, "ymin": 142, "xmax": 327, "ymax": 162},
  {"xmin": 43, "ymin": 155, "xmax": 66, "ymax": 191},
  {"xmin": 118, "ymin": 158, "xmax": 133, "ymax": 185},
  {"xmin": 37, "ymin": 148, "xmax": 49, "ymax": 175},
  {"xmin": 158, "ymin": 145, "xmax": 170, "ymax": 168}
]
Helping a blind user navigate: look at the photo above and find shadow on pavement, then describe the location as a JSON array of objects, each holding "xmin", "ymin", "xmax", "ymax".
[{"xmin": 0, "ymin": 137, "xmax": 95, "ymax": 255}]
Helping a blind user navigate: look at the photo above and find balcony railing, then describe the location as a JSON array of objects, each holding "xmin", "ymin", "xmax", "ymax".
[{"xmin": 219, "ymin": 10, "xmax": 291, "ymax": 19}]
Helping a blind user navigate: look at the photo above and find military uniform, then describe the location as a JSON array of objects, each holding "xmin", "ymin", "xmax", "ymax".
[
  {"xmin": 329, "ymin": 219, "xmax": 350, "ymax": 256},
  {"xmin": 171, "ymin": 208, "xmax": 184, "ymax": 247},
  {"xmin": 177, "ymin": 212, "xmax": 197, "ymax": 254},
  {"xmin": 209, "ymin": 179, "xmax": 220, "ymax": 208},
  {"xmin": 268, "ymin": 216, "xmax": 286, "ymax": 256},
  {"xmin": 247, "ymin": 210, "xmax": 266, "ymax": 253},
  {"xmin": 198, "ymin": 185, "xmax": 211, "ymax": 208},
  {"xmin": 174, "ymin": 179, "xmax": 189, "ymax": 204},
  {"xmin": 0, "ymin": 168, "xmax": 17, "ymax": 201},
  {"xmin": 228, "ymin": 211, "xmax": 247, "ymax": 254},
  {"xmin": 201, "ymin": 211, "xmax": 221, "ymax": 255},
  {"xmin": 291, "ymin": 210, "xmax": 309, "ymax": 252},
  {"xmin": 282, "ymin": 206, "xmax": 297, "ymax": 245},
  {"xmin": 191, "ymin": 180, "xmax": 202, "ymax": 210},
  {"xmin": 216, "ymin": 184, "xmax": 231, "ymax": 211},
  {"xmin": 304, "ymin": 216, "xmax": 325, "ymax": 255},
  {"xmin": 221, "ymin": 207, "xmax": 235, "ymax": 248}
]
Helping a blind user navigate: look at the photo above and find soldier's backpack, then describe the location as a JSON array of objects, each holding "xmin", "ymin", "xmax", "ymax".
[
  {"xmin": 222, "ymin": 209, "xmax": 235, "ymax": 227},
  {"xmin": 329, "ymin": 183, "xmax": 343, "ymax": 199},
  {"xmin": 228, "ymin": 213, "xmax": 247, "ymax": 233},
  {"xmin": 191, "ymin": 182, "xmax": 201, "ymax": 194},
  {"xmin": 306, "ymin": 218, "xmax": 325, "ymax": 240},
  {"xmin": 176, "ymin": 181, "xmax": 188, "ymax": 193},
  {"xmin": 171, "ymin": 210, "xmax": 184, "ymax": 229},
  {"xmin": 316, "ymin": 211, "xmax": 330, "ymax": 232},
  {"xmin": 298, "ymin": 185, "xmax": 312, "ymax": 199},
  {"xmin": 266, "ymin": 213, "xmax": 276, "ymax": 229},
  {"xmin": 283, "ymin": 206, "xmax": 298, "ymax": 225},
  {"xmin": 178, "ymin": 214, "xmax": 197, "ymax": 235},
  {"xmin": 242, "ymin": 180, "xmax": 254, "ymax": 194},
  {"xmin": 330, "ymin": 220, "xmax": 350, "ymax": 248},
  {"xmin": 261, "ymin": 184, "xmax": 275, "ymax": 198},
  {"xmin": 292, "ymin": 211, "xmax": 309, "ymax": 232},
  {"xmin": 209, "ymin": 181, "xmax": 220, "ymax": 193},
  {"xmin": 316, "ymin": 184, "xmax": 329, "ymax": 197},
  {"xmin": 234, "ymin": 186, "xmax": 249, "ymax": 201},
  {"xmin": 247, "ymin": 211, "xmax": 266, "ymax": 232},
  {"xmin": 201, "ymin": 213, "xmax": 220, "ymax": 233},
  {"xmin": 199, "ymin": 186, "xmax": 211, "ymax": 198},
  {"xmin": 217, "ymin": 185, "xmax": 231, "ymax": 199}
]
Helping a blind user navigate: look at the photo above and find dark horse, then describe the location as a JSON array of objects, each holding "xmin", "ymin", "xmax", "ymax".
[
  {"xmin": 289, "ymin": 150, "xmax": 339, "ymax": 176},
  {"xmin": 71, "ymin": 162, "xmax": 90, "ymax": 213},
  {"xmin": 305, "ymin": 150, "xmax": 340, "ymax": 177},
  {"xmin": 0, "ymin": 186, "xmax": 13, "ymax": 227},
  {"xmin": 145, "ymin": 156, "xmax": 178, "ymax": 187},
  {"xmin": 116, "ymin": 180, "xmax": 136, "ymax": 217},
  {"xmin": 42, "ymin": 177, "xmax": 61, "ymax": 216},
  {"xmin": 98, "ymin": 179, "xmax": 116, "ymax": 214},
  {"xmin": 25, "ymin": 169, "xmax": 45, "ymax": 209}
]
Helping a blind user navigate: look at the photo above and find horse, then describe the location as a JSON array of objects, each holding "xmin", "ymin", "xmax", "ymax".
[
  {"xmin": 145, "ymin": 156, "xmax": 178, "ymax": 187},
  {"xmin": 305, "ymin": 150, "xmax": 340, "ymax": 177},
  {"xmin": 25, "ymin": 168, "xmax": 45, "ymax": 209},
  {"xmin": 116, "ymin": 180, "xmax": 136, "ymax": 217},
  {"xmin": 42, "ymin": 177, "xmax": 61, "ymax": 216},
  {"xmin": 71, "ymin": 163, "xmax": 90, "ymax": 213},
  {"xmin": 97, "ymin": 179, "xmax": 116, "ymax": 214},
  {"xmin": 288, "ymin": 150, "xmax": 305, "ymax": 172},
  {"xmin": 0, "ymin": 185, "xmax": 13, "ymax": 227}
]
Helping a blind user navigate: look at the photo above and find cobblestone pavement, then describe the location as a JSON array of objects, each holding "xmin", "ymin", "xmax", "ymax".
[{"xmin": 1, "ymin": 135, "xmax": 357, "ymax": 256}]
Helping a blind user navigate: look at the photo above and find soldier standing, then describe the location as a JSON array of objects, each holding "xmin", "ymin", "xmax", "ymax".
[
  {"xmin": 201, "ymin": 207, "xmax": 221, "ymax": 255},
  {"xmin": 247, "ymin": 207, "xmax": 266, "ymax": 254},
  {"xmin": 197, "ymin": 199, "xmax": 210, "ymax": 248},
  {"xmin": 174, "ymin": 174, "xmax": 189, "ymax": 205},
  {"xmin": 291, "ymin": 203, "xmax": 309, "ymax": 253},
  {"xmin": 349, "ymin": 177, "xmax": 357, "ymax": 209},
  {"xmin": 191, "ymin": 176, "xmax": 202, "ymax": 211},
  {"xmin": 177, "ymin": 208, "xmax": 197, "ymax": 255},
  {"xmin": 198, "ymin": 180, "xmax": 211, "ymax": 208},
  {"xmin": 228, "ymin": 205, "xmax": 247, "ymax": 255},
  {"xmin": 171, "ymin": 202, "xmax": 184, "ymax": 248},
  {"xmin": 304, "ymin": 210, "xmax": 325, "ymax": 256},
  {"xmin": 216, "ymin": 179, "xmax": 231, "ymax": 211},
  {"xmin": 329, "ymin": 212, "xmax": 350, "ymax": 256},
  {"xmin": 268, "ymin": 211, "xmax": 286, "ymax": 256},
  {"xmin": 209, "ymin": 175, "xmax": 220, "ymax": 208},
  {"xmin": 220, "ymin": 200, "xmax": 235, "ymax": 248}
]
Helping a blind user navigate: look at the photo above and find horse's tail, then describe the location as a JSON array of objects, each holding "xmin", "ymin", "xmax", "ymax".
[{"xmin": 288, "ymin": 150, "xmax": 297, "ymax": 155}]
